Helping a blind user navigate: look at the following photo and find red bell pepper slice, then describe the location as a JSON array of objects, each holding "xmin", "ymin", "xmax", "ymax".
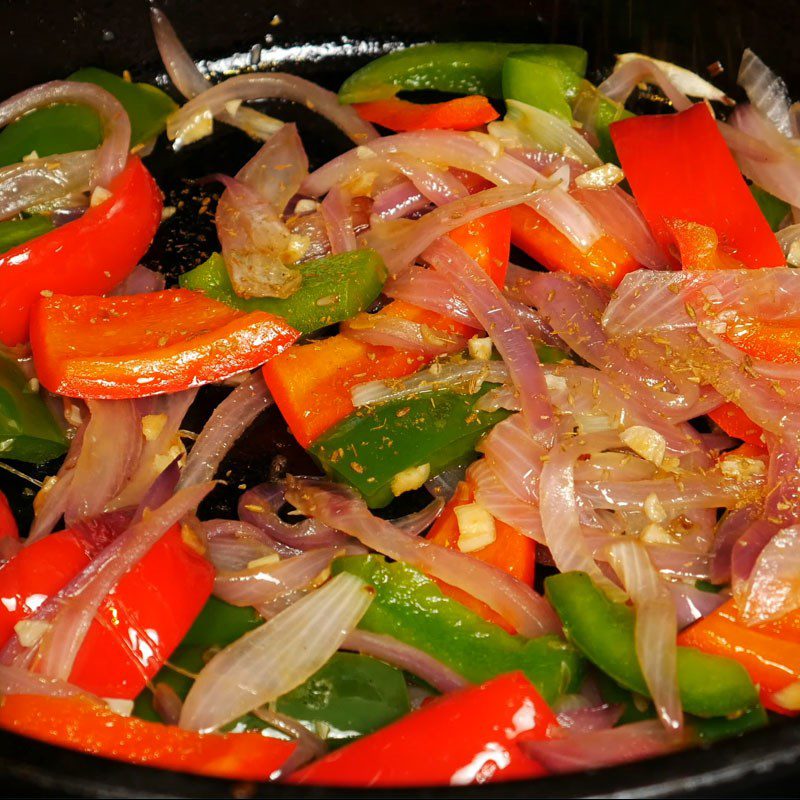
[
  {"xmin": 264, "ymin": 205, "xmax": 511, "ymax": 448},
  {"xmin": 610, "ymin": 103, "xmax": 784, "ymax": 269},
  {"xmin": 0, "ymin": 695, "xmax": 295, "ymax": 780},
  {"xmin": 289, "ymin": 671, "xmax": 555, "ymax": 787},
  {"xmin": 0, "ymin": 156, "xmax": 162, "ymax": 346},
  {"xmin": 0, "ymin": 522, "xmax": 213, "ymax": 699},
  {"xmin": 426, "ymin": 479, "xmax": 535, "ymax": 633},
  {"xmin": 30, "ymin": 289, "xmax": 299, "ymax": 399},
  {"xmin": 666, "ymin": 219, "xmax": 746, "ymax": 270},
  {"xmin": 0, "ymin": 491, "xmax": 18, "ymax": 541},
  {"xmin": 709, "ymin": 403, "xmax": 765, "ymax": 450},
  {"xmin": 510, "ymin": 204, "xmax": 640, "ymax": 288},
  {"xmin": 353, "ymin": 95, "xmax": 500, "ymax": 132},
  {"xmin": 679, "ymin": 599, "xmax": 800, "ymax": 715}
]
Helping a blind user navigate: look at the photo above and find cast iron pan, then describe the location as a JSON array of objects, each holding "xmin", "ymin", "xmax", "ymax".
[{"xmin": 1, "ymin": 0, "xmax": 799, "ymax": 796}]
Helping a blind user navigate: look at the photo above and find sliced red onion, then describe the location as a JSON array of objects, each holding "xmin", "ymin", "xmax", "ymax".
[
  {"xmin": 167, "ymin": 72, "xmax": 377, "ymax": 148},
  {"xmin": 303, "ymin": 130, "xmax": 603, "ymax": 251},
  {"xmin": 0, "ymin": 150, "xmax": 93, "ymax": 222},
  {"xmin": 710, "ymin": 505, "xmax": 763, "ymax": 585},
  {"xmin": 607, "ymin": 539, "xmax": 682, "ymax": 731},
  {"xmin": 392, "ymin": 496, "xmax": 445, "ymax": 536},
  {"xmin": 180, "ymin": 572, "xmax": 373, "ymax": 732},
  {"xmin": 0, "ymin": 664, "xmax": 99, "ymax": 701},
  {"xmin": 288, "ymin": 208, "xmax": 332, "ymax": 261},
  {"xmin": 110, "ymin": 264, "xmax": 166, "ymax": 295},
  {"xmin": 203, "ymin": 518, "xmax": 284, "ymax": 571},
  {"xmin": 668, "ymin": 580, "xmax": 728, "ymax": 630},
  {"xmin": 3, "ymin": 482, "xmax": 213, "ymax": 675},
  {"xmin": 284, "ymin": 478, "xmax": 559, "ymax": 637},
  {"xmin": 252, "ymin": 706, "xmax": 325, "ymax": 777},
  {"xmin": 599, "ymin": 58, "xmax": 693, "ymax": 111},
  {"xmin": 342, "ymin": 314, "xmax": 467, "ymax": 355},
  {"xmin": 372, "ymin": 179, "xmax": 429, "ymax": 220},
  {"xmin": 179, "ymin": 372, "xmax": 271, "ymax": 489},
  {"xmin": 150, "ymin": 7, "xmax": 283, "ymax": 140},
  {"xmin": 367, "ymin": 183, "xmax": 538, "ymax": 275},
  {"xmin": 522, "ymin": 719, "xmax": 689, "ymax": 774},
  {"xmin": 555, "ymin": 702, "xmax": 624, "ymax": 734},
  {"xmin": 320, "ymin": 185, "xmax": 356, "ymax": 254},
  {"xmin": 425, "ymin": 465, "xmax": 467, "ymax": 502},
  {"xmin": 153, "ymin": 681, "xmax": 184, "ymax": 725},
  {"xmin": 424, "ymin": 238, "xmax": 555, "ymax": 445},
  {"xmin": 738, "ymin": 49, "xmax": 792, "ymax": 138},
  {"xmin": 384, "ymin": 154, "xmax": 469, "ymax": 206},
  {"xmin": 342, "ymin": 630, "xmax": 469, "ymax": 693},
  {"xmin": 0, "ymin": 81, "xmax": 130, "ymax": 189}
]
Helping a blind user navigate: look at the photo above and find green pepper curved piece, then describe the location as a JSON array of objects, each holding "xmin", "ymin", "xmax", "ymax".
[
  {"xmin": 339, "ymin": 42, "xmax": 587, "ymax": 104},
  {"xmin": 545, "ymin": 571, "xmax": 760, "ymax": 718},
  {"xmin": 572, "ymin": 80, "xmax": 633, "ymax": 164},
  {"xmin": 750, "ymin": 185, "xmax": 790, "ymax": 232},
  {"xmin": 311, "ymin": 382, "xmax": 510, "ymax": 508},
  {"xmin": 333, "ymin": 555, "xmax": 585, "ymax": 705},
  {"xmin": 0, "ymin": 216, "xmax": 54, "ymax": 254},
  {"xmin": 0, "ymin": 68, "xmax": 177, "ymax": 167},
  {"xmin": 0, "ymin": 353, "xmax": 66, "ymax": 463},
  {"xmin": 181, "ymin": 596, "xmax": 264, "ymax": 650},
  {"xmin": 502, "ymin": 53, "xmax": 582, "ymax": 121},
  {"xmin": 180, "ymin": 250, "xmax": 387, "ymax": 336}
]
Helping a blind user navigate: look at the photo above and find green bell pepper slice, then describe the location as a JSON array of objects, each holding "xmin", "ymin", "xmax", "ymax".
[
  {"xmin": 181, "ymin": 596, "xmax": 264, "ymax": 650},
  {"xmin": 545, "ymin": 571, "xmax": 760, "ymax": 718},
  {"xmin": 0, "ymin": 354, "xmax": 66, "ymax": 463},
  {"xmin": 310, "ymin": 382, "xmax": 510, "ymax": 508},
  {"xmin": 502, "ymin": 52, "xmax": 583, "ymax": 121},
  {"xmin": 750, "ymin": 185, "xmax": 790, "ymax": 232},
  {"xmin": 0, "ymin": 216, "xmax": 54, "ymax": 254},
  {"xmin": 333, "ymin": 555, "xmax": 584, "ymax": 705},
  {"xmin": 339, "ymin": 42, "xmax": 587, "ymax": 104},
  {"xmin": 572, "ymin": 80, "xmax": 633, "ymax": 164},
  {"xmin": 180, "ymin": 250, "xmax": 387, "ymax": 336},
  {"xmin": 0, "ymin": 67, "xmax": 176, "ymax": 167}
]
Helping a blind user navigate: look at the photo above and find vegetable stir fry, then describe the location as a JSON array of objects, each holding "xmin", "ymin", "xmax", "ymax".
[{"xmin": 2, "ymin": 8, "xmax": 800, "ymax": 787}]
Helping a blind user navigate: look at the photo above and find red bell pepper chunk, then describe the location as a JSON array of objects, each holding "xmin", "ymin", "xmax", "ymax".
[
  {"xmin": 0, "ymin": 156, "xmax": 162, "ymax": 346},
  {"xmin": 0, "ymin": 523, "xmax": 213, "ymax": 699},
  {"xmin": 666, "ymin": 219, "xmax": 746, "ymax": 270},
  {"xmin": 709, "ymin": 403, "xmax": 765, "ymax": 450},
  {"xmin": 353, "ymin": 95, "xmax": 500, "ymax": 132},
  {"xmin": 0, "ymin": 695, "xmax": 295, "ymax": 780},
  {"xmin": 0, "ymin": 491, "xmax": 18, "ymax": 541},
  {"xmin": 30, "ymin": 289, "xmax": 299, "ymax": 399},
  {"xmin": 264, "ymin": 205, "xmax": 511, "ymax": 448},
  {"xmin": 610, "ymin": 103, "xmax": 784, "ymax": 269},
  {"xmin": 289, "ymin": 671, "xmax": 555, "ymax": 787},
  {"xmin": 426, "ymin": 479, "xmax": 535, "ymax": 633}
]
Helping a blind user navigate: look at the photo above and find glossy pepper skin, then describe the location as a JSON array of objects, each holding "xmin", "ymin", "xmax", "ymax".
[
  {"xmin": 0, "ymin": 491, "xmax": 18, "ymax": 540},
  {"xmin": 311, "ymin": 383, "xmax": 511, "ymax": 508},
  {"xmin": 353, "ymin": 95, "xmax": 499, "ymax": 131},
  {"xmin": 0, "ymin": 695, "xmax": 295, "ymax": 781},
  {"xmin": 502, "ymin": 53, "xmax": 582, "ymax": 121},
  {"xmin": 333, "ymin": 555, "xmax": 584, "ymax": 704},
  {"xmin": 0, "ymin": 67, "xmax": 176, "ymax": 166},
  {"xmin": 0, "ymin": 353, "xmax": 66, "ymax": 462},
  {"xmin": 180, "ymin": 249, "xmax": 387, "ymax": 335},
  {"xmin": 610, "ymin": 103, "xmax": 785, "ymax": 268},
  {"xmin": 0, "ymin": 216, "xmax": 53, "ymax": 254},
  {"xmin": 0, "ymin": 523, "xmax": 214, "ymax": 699},
  {"xmin": 31, "ymin": 289, "xmax": 299, "ymax": 399},
  {"xmin": 289, "ymin": 672, "xmax": 555, "ymax": 787},
  {"xmin": 339, "ymin": 42, "xmax": 587, "ymax": 103},
  {"xmin": 571, "ymin": 81, "xmax": 633, "ymax": 163},
  {"xmin": 545, "ymin": 571, "xmax": 760, "ymax": 718},
  {"xmin": 0, "ymin": 156, "xmax": 162, "ymax": 346}
]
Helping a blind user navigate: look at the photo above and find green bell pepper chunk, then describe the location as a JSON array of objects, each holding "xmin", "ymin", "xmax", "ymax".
[
  {"xmin": 0, "ymin": 216, "xmax": 54, "ymax": 254},
  {"xmin": 750, "ymin": 184, "xmax": 790, "ymax": 232},
  {"xmin": 571, "ymin": 80, "xmax": 633, "ymax": 164},
  {"xmin": 333, "ymin": 555, "xmax": 585, "ymax": 705},
  {"xmin": 339, "ymin": 42, "xmax": 587, "ymax": 104},
  {"xmin": 545, "ymin": 571, "xmax": 760, "ymax": 718},
  {"xmin": 311, "ymin": 382, "xmax": 510, "ymax": 508},
  {"xmin": 180, "ymin": 250, "xmax": 387, "ymax": 336},
  {"xmin": 502, "ymin": 52, "xmax": 582, "ymax": 121},
  {"xmin": 0, "ymin": 68, "xmax": 177, "ymax": 167},
  {"xmin": 134, "ymin": 641, "xmax": 410, "ymax": 746},
  {"xmin": 181, "ymin": 596, "xmax": 264, "ymax": 650},
  {"xmin": 0, "ymin": 354, "xmax": 66, "ymax": 463}
]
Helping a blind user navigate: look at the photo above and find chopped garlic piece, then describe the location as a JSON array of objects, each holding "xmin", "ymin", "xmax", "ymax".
[
  {"xmin": 720, "ymin": 455, "xmax": 766, "ymax": 480},
  {"xmin": 294, "ymin": 198, "xmax": 319, "ymax": 215},
  {"xmin": 468, "ymin": 336, "xmax": 492, "ymax": 361},
  {"xmin": 141, "ymin": 413, "xmax": 167, "ymax": 442},
  {"xmin": 620, "ymin": 425, "xmax": 666, "ymax": 467},
  {"xmin": 247, "ymin": 553, "xmax": 281, "ymax": 570},
  {"xmin": 180, "ymin": 522, "xmax": 206, "ymax": 555},
  {"xmin": 104, "ymin": 698, "xmax": 135, "ymax": 717},
  {"xmin": 356, "ymin": 145, "xmax": 377, "ymax": 160},
  {"xmin": 455, "ymin": 502, "xmax": 497, "ymax": 552},
  {"xmin": 390, "ymin": 463, "xmax": 431, "ymax": 496},
  {"xmin": 14, "ymin": 619, "xmax": 51, "ymax": 648},
  {"xmin": 774, "ymin": 681, "xmax": 800, "ymax": 711},
  {"xmin": 575, "ymin": 413, "xmax": 614, "ymax": 434},
  {"xmin": 545, "ymin": 373, "xmax": 568, "ymax": 397},
  {"xmin": 574, "ymin": 163, "xmax": 625, "ymax": 190},
  {"xmin": 643, "ymin": 492, "xmax": 667, "ymax": 523},
  {"xmin": 22, "ymin": 150, "xmax": 39, "ymax": 162},
  {"xmin": 90, "ymin": 186, "xmax": 113, "ymax": 207},
  {"xmin": 284, "ymin": 234, "xmax": 310, "ymax": 263},
  {"xmin": 640, "ymin": 523, "xmax": 676, "ymax": 546},
  {"xmin": 224, "ymin": 99, "xmax": 242, "ymax": 117}
]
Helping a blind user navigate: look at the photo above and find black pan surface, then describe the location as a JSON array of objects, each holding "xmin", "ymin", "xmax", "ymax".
[{"xmin": 1, "ymin": 0, "xmax": 799, "ymax": 796}]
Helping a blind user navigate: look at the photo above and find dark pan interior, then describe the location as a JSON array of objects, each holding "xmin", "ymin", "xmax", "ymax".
[{"xmin": 1, "ymin": 0, "xmax": 800, "ymax": 796}]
